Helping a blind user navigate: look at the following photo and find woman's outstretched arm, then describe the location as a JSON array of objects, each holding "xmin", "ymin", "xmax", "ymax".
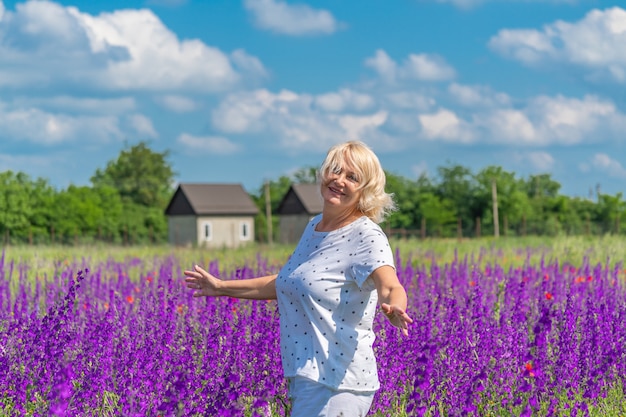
[
  {"xmin": 371, "ymin": 265, "xmax": 413, "ymax": 336},
  {"xmin": 184, "ymin": 265, "xmax": 278, "ymax": 300}
]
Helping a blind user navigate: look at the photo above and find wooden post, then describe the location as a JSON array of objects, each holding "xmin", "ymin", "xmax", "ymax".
[
  {"xmin": 265, "ymin": 181, "xmax": 273, "ymax": 245},
  {"xmin": 420, "ymin": 217, "xmax": 426, "ymax": 239},
  {"xmin": 492, "ymin": 179, "xmax": 499, "ymax": 238},
  {"xmin": 475, "ymin": 217, "xmax": 481, "ymax": 238}
]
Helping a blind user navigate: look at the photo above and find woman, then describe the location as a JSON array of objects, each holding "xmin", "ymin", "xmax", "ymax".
[{"xmin": 184, "ymin": 141, "xmax": 413, "ymax": 417}]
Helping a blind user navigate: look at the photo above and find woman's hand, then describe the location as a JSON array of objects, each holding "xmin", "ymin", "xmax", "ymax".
[
  {"xmin": 184, "ymin": 265, "xmax": 222, "ymax": 297},
  {"xmin": 371, "ymin": 265, "xmax": 413, "ymax": 336},
  {"xmin": 380, "ymin": 303, "xmax": 413, "ymax": 337}
]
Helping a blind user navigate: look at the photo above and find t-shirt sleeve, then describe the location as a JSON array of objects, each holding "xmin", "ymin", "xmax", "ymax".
[{"xmin": 350, "ymin": 227, "xmax": 395, "ymax": 289}]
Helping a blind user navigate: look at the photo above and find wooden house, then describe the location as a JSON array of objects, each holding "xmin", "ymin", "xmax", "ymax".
[
  {"xmin": 276, "ymin": 183, "xmax": 324, "ymax": 244},
  {"xmin": 165, "ymin": 183, "xmax": 259, "ymax": 248}
]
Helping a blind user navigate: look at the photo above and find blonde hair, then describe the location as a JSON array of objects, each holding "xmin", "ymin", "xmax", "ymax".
[{"xmin": 318, "ymin": 141, "xmax": 396, "ymax": 223}]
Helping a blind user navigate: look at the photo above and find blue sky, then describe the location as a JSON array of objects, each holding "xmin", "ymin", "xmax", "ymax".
[{"xmin": 1, "ymin": 0, "xmax": 625, "ymax": 197}]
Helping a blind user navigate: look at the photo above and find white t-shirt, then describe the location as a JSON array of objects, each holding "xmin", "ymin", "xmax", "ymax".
[{"xmin": 275, "ymin": 214, "xmax": 395, "ymax": 392}]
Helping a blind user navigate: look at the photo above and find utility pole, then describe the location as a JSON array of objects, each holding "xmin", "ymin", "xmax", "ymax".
[
  {"xmin": 492, "ymin": 178, "xmax": 499, "ymax": 238},
  {"xmin": 264, "ymin": 181, "xmax": 273, "ymax": 245}
]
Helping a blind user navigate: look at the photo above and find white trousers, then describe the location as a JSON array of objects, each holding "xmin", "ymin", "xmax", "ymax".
[{"xmin": 288, "ymin": 376, "xmax": 376, "ymax": 417}]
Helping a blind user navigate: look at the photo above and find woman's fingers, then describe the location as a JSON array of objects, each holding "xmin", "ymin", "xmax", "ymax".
[{"xmin": 381, "ymin": 303, "xmax": 413, "ymax": 335}]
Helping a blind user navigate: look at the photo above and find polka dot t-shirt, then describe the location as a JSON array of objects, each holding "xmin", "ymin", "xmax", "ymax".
[{"xmin": 275, "ymin": 214, "xmax": 395, "ymax": 392}]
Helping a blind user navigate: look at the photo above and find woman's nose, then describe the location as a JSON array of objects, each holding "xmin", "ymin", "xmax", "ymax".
[{"xmin": 333, "ymin": 173, "xmax": 346, "ymax": 184}]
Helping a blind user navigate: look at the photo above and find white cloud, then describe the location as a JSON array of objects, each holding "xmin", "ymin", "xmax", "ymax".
[
  {"xmin": 0, "ymin": 105, "xmax": 122, "ymax": 145},
  {"xmin": 433, "ymin": 0, "xmax": 485, "ymax": 8},
  {"xmin": 244, "ymin": 0, "xmax": 341, "ymax": 36},
  {"xmin": 474, "ymin": 95, "xmax": 626, "ymax": 146},
  {"xmin": 146, "ymin": 0, "xmax": 188, "ymax": 6},
  {"xmin": 0, "ymin": 1, "xmax": 266, "ymax": 92},
  {"xmin": 365, "ymin": 49, "xmax": 456, "ymax": 83},
  {"xmin": 526, "ymin": 151, "xmax": 555, "ymax": 171},
  {"xmin": 477, "ymin": 109, "xmax": 537, "ymax": 144},
  {"xmin": 448, "ymin": 83, "xmax": 511, "ymax": 107},
  {"xmin": 511, "ymin": 151, "xmax": 555, "ymax": 172},
  {"xmin": 156, "ymin": 95, "xmax": 198, "ymax": 113},
  {"xmin": 384, "ymin": 92, "xmax": 435, "ymax": 111},
  {"xmin": 337, "ymin": 111, "xmax": 388, "ymax": 142},
  {"xmin": 528, "ymin": 95, "xmax": 621, "ymax": 144},
  {"xmin": 231, "ymin": 49, "xmax": 269, "ymax": 81},
  {"xmin": 430, "ymin": 0, "xmax": 582, "ymax": 9},
  {"xmin": 400, "ymin": 53, "xmax": 456, "ymax": 81},
  {"xmin": 364, "ymin": 50, "xmax": 398, "ymax": 83},
  {"xmin": 489, "ymin": 7, "xmax": 626, "ymax": 83},
  {"xmin": 176, "ymin": 133, "xmax": 241, "ymax": 155},
  {"xmin": 314, "ymin": 89, "xmax": 374, "ymax": 113},
  {"xmin": 211, "ymin": 89, "xmax": 296, "ymax": 134},
  {"xmin": 12, "ymin": 96, "xmax": 136, "ymax": 115},
  {"xmin": 126, "ymin": 114, "xmax": 157, "ymax": 138},
  {"xmin": 590, "ymin": 153, "xmax": 626, "ymax": 178},
  {"xmin": 418, "ymin": 108, "xmax": 473, "ymax": 142},
  {"xmin": 211, "ymin": 89, "xmax": 395, "ymax": 151},
  {"xmin": 0, "ymin": 2, "xmax": 5, "ymax": 22},
  {"xmin": 209, "ymin": 81, "xmax": 626, "ymax": 150}
]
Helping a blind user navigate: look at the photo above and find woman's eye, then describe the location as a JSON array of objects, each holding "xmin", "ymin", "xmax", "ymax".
[
  {"xmin": 332, "ymin": 167, "xmax": 342, "ymax": 175},
  {"xmin": 348, "ymin": 174, "xmax": 359, "ymax": 182}
]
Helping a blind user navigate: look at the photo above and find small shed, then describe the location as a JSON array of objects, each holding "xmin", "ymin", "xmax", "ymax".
[
  {"xmin": 276, "ymin": 183, "xmax": 324, "ymax": 244},
  {"xmin": 165, "ymin": 183, "xmax": 259, "ymax": 248}
]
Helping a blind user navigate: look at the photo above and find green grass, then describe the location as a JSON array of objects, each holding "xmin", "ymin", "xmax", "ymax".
[{"xmin": 3, "ymin": 234, "xmax": 626, "ymax": 278}]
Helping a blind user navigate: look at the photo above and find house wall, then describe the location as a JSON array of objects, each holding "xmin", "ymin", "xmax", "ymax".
[
  {"xmin": 168, "ymin": 216, "xmax": 197, "ymax": 246},
  {"xmin": 196, "ymin": 216, "xmax": 255, "ymax": 248},
  {"xmin": 279, "ymin": 214, "xmax": 313, "ymax": 244},
  {"xmin": 168, "ymin": 215, "xmax": 255, "ymax": 248}
]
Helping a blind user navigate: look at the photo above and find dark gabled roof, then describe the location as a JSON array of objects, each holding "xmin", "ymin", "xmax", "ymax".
[
  {"xmin": 276, "ymin": 183, "xmax": 324, "ymax": 215},
  {"xmin": 165, "ymin": 183, "xmax": 259, "ymax": 216}
]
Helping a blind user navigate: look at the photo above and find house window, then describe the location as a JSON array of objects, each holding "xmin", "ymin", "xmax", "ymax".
[
  {"xmin": 240, "ymin": 221, "xmax": 251, "ymax": 240},
  {"xmin": 201, "ymin": 221, "xmax": 212, "ymax": 241}
]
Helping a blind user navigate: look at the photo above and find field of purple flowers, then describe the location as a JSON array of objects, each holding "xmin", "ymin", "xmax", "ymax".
[{"xmin": 1, "ymin": 246, "xmax": 626, "ymax": 416}]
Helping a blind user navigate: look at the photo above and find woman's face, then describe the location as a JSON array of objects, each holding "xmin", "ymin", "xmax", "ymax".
[{"xmin": 321, "ymin": 160, "xmax": 363, "ymax": 212}]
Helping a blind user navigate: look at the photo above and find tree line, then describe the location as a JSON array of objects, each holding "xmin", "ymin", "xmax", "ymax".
[
  {"xmin": 253, "ymin": 163, "xmax": 625, "ymax": 240},
  {"xmin": 0, "ymin": 142, "xmax": 624, "ymax": 245},
  {"xmin": 0, "ymin": 142, "xmax": 174, "ymax": 245}
]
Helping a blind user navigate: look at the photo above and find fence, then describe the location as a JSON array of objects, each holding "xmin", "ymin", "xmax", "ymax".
[
  {"xmin": 1, "ymin": 225, "xmax": 162, "ymax": 246},
  {"xmin": 384, "ymin": 214, "xmax": 623, "ymax": 240},
  {"xmin": 0, "ymin": 214, "xmax": 623, "ymax": 246}
]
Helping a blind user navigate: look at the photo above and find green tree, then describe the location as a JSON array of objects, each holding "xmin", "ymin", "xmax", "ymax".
[
  {"xmin": 418, "ymin": 191, "xmax": 457, "ymax": 237},
  {"xmin": 251, "ymin": 175, "xmax": 293, "ymax": 243},
  {"xmin": 0, "ymin": 171, "xmax": 34, "ymax": 242},
  {"xmin": 91, "ymin": 141, "xmax": 176, "ymax": 207},
  {"xmin": 385, "ymin": 171, "xmax": 420, "ymax": 230},
  {"xmin": 596, "ymin": 192, "xmax": 625, "ymax": 234},
  {"xmin": 474, "ymin": 166, "xmax": 531, "ymax": 236},
  {"xmin": 292, "ymin": 166, "xmax": 319, "ymax": 184},
  {"xmin": 29, "ymin": 177, "xmax": 57, "ymax": 243},
  {"xmin": 435, "ymin": 163, "xmax": 479, "ymax": 236}
]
